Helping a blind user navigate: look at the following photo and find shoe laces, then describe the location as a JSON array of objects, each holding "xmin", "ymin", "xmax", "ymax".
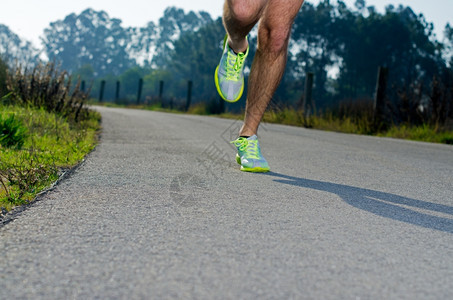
[
  {"xmin": 231, "ymin": 138, "xmax": 261, "ymax": 159},
  {"xmin": 225, "ymin": 50, "xmax": 246, "ymax": 81}
]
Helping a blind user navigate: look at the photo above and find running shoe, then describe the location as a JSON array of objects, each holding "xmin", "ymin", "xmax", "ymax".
[
  {"xmin": 215, "ymin": 35, "xmax": 249, "ymax": 102},
  {"xmin": 231, "ymin": 135, "xmax": 270, "ymax": 172}
]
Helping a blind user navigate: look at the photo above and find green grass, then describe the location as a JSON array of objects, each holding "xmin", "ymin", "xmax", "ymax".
[
  {"xmin": 266, "ymin": 109, "xmax": 453, "ymax": 144},
  {"xmin": 378, "ymin": 124, "xmax": 453, "ymax": 144},
  {"xmin": 0, "ymin": 113, "xmax": 27, "ymax": 149},
  {"xmin": 0, "ymin": 104, "xmax": 100, "ymax": 211},
  {"xmin": 215, "ymin": 105, "xmax": 453, "ymax": 145},
  {"xmin": 261, "ymin": 108, "xmax": 375, "ymax": 134}
]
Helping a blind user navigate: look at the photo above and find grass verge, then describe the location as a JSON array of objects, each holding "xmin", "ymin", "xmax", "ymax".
[
  {"xmin": 377, "ymin": 124, "xmax": 453, "ymax": 144},
  {"xmin": 181, "ymin": 103, "xmax": 453, "ymax": 145},
  {"xmin": 0, "ymin": 104, "xmax": 100, "ymax": 212},
  {"xmin": 263, "ymin": 108, "xmax": 453, "ymax": 144}
]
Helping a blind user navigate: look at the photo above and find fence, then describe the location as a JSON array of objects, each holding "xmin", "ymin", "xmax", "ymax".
[
  {"xmin": 92, "ymin": 77, "xmax": 216, "ymax": 112},
  {"xmin": 89, "ymin": 67, "xmax": 396, "ymax": 126}
]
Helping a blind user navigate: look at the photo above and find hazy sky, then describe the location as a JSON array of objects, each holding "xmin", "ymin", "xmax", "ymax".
[{"xmin": 1, "ymin": 0, "xmax": 451, "ymax": 47}]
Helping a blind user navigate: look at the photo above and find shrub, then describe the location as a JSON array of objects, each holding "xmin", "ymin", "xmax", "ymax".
[
  {"xmin": 0, "ymin": 113, "xmax": 27, "ymax": 149},
  {"xmin": 6, "ymin": 62, "xmax": 91, "ymax": 123},
  {"xmin": 0, "ymin": 148, "xmax": 57, "ymax": 205}
]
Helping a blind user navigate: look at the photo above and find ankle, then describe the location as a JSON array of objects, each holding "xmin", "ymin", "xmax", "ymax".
[
  {"xmin": 239, "ymin": 130, "xmax": 256, "ymax": 137},
  {"xmin": 228, "ymin": 37, "xmax": 248, "ymax": 53}
]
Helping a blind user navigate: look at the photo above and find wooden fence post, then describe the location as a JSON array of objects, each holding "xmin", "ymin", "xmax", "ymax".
[
  {"xmin": 159, "ymin": 80, "xmax": 164, "ymax": 101},
  {"xmin": 302, "ymin": 72, "xmax": 315, "ymax": 117},
  {"xmin": 373, "ymin": 66, "xmax": 389, "ymax": 130},
  {"xmin": 115, "ymin": 81, "xmax": 120, "ymax": 103},
  {"xmin": 99, "ymin": 80, "xmax": 105, "ymax": 102},
  {"xmin": 137, "ymin": 78, "xmax": 143, "ymax": 105},
  {"xmin": 186, "ymin": 80, "xmax": 193, "ymax": 111},
  {"xmin": 219, "ymin": 96, "xmax": 225, "ymax": 114}
]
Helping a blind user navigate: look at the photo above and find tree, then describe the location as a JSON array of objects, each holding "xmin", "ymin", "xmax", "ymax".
[
  {"xmin": 119, "ymin": 66, "xmax": 148, "ymax": 100},
  {"xmin": 152, "ymin": 7, "xmax": 213, "ymax": 68},
  {"xmin": 287, "ymin": 1, "xmax": 343, "ymax": 106},
  {"xmin": 332, "ymin": 3, "xmax": 444, "ymax": 100},
  {"xmin": 40, "ymin": 7, "xmax": 213, "ymax": 78},
  {"xmin": 0, "ymin": 24, "xmax": 39, "ymax": 67},
  {"xmin": 72, "ymin": 64, "xmax": 95, "ymax": 82},
  {"xmin": 126, "ymin": 22, "xmax": 158, "ymax": 67},
  {"xmin": 444, "ymin": 24, "xmax": 453, "ymax": 67},
  {"xmin": 166, "ymin": 17, "xmax": 225, "ymax": 100},
  {"xmin": 42, "ymin": 9, "xmax": 134, "ymax": 77}
]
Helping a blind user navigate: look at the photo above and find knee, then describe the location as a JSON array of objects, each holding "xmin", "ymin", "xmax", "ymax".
[
  {"xmin": 258, "ymin": 25, "xmax": 291, "ymax": 55},
  {"xmin": 227, "ymin": 0, "xmax": 263, "ymax": 24}
]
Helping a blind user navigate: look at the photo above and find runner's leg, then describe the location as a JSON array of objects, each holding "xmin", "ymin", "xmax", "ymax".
[
  {"xmin": 222, "ymin": 0, "xmax": 267, "ymax": 53},
  {"xmin": 240, "ymin": 0, "xmax": 304, "ymax": 136}
]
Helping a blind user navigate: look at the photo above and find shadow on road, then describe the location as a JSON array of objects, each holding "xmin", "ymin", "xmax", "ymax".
[{"xmin": 262, "ymin": 172, "xmax": 453, "ymax": 234}]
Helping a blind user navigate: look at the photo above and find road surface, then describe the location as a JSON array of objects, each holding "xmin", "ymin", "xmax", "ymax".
[{"xmin": 1, "ymin": 106, "xmax": 453, "ymax": 299}]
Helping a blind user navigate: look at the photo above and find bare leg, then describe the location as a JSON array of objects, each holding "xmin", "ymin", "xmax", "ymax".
[
  {"xmin": 239, "ymin": 0, "xmax": 304, "ymax": 136},
  {"xmin": 223, "ymin": 0, "xmax": 267, "ymax": 53}
]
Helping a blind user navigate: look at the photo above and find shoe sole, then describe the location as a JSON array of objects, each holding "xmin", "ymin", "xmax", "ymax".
[
  {"xmin": 215, "ymin": 65, "xmax": 244, "ymax": 103},
  {"xmin": 235, "ymin": 154, "xmax": 270, "ymax": 173},
  {"xmin": 240, "ymin": 166, "xmax": 270, "ymax": 173}
]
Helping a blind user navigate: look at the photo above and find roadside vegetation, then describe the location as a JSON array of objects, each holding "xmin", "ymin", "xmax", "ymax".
[
  {"xmin": 94, "ymin": 97, "xmax": 453, "ymax": 145},
  {"xmin": 260, "ymin": 108, "xmax": 453, "ymax": 145},
  {"xmin": 0, "ymin": 58, "xmax": 100, "ymax": 213}
]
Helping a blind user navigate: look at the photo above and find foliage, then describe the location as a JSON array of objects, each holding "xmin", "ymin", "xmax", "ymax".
[
  {"xmin": 40, "ymin": 7, "xmax": 212, "ymax": 77},
  {"xmin": 0, "ymin": 148, "xmax": 58, "ymax": 207},
  {"xmin": 42, "ymin": 9, "xmax": 134, "ymax": 76},
  {"xmin": 289, "ymin": 0, "xmax": 341, "ymax": 105},
  {"xmin": 0, "ymin": 113, "xmax": 27, "ymax": 149},
  {"xmin": 378, "ymin": 124, "xmax": 453, "ymax": 144},
  {"xmin": 261, "ymin": 103, "xmax": 375, "ymax": 135},
  {"xmin": 0, "ymin": 24, "xmax": 39, "ymax": 67},
  {"xmin": 213, "ymin": 101, "xmax": 452, "ymax": 144},
  {"xmin": 386, "ymin": 70, "xmax": 453, "ymax": 128},
  {"xmin": 118, "ymin": 66, "xmax": 148, "ymax": 101},
  {"xmin": 152, "ymin": 7, "xmax": 213, "ymax": 68},
  {"xmin": 443, "ymin": 24, "xmax": 453, "ymax": 67},
  {"xmin": 289, "ymin": 1, "xmax": 445, "ymax": 106},
  {"xmin": 0, "ymin": 105, "xmax": 100, "ymax": 210},
  {"xmin": 6, "ymin": 62, "xmax": 92, "ymax": 123},
  {"xmin": 166, "ymin": 17, "xmax": 226, "ymax": 100}
]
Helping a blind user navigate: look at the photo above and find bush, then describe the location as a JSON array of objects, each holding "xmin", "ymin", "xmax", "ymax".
[
  {"xmin": 0, "ymin": 148, "xmax": 57, "ymax": 205},
  {"xmin": 0, "ymin": 113, "xmax": 27, "ymax": 149},
  {"xmin": 6, "ymin": 62, "xmax": 91, "ymax": 123},
  {"xmin": 0, "ymin": 105, "xmax": 99, "ymax": 209},
  {"xmin": 389, "ymin": 72, "xmax": 453, "ymax": 130}
]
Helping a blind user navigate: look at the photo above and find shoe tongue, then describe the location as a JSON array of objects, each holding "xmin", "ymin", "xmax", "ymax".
[
  {"xmin": 247, "ymin": 135, "xmax": 258, "ymax": 140},
  {"xmin": 228, "ymin": 46, "xmax": 237, "ymax": 56}
]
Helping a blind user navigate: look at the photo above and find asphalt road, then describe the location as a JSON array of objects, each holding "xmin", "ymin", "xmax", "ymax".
[{"xmin": 1, "ymin": 106, "xmax": 453, "ymax": 299}]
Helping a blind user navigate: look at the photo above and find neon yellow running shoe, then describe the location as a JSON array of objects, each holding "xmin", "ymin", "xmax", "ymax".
[
  {"xmin": 215, "ymin": 35, "xmax": 249, "ymax": 103},
  {"xmin": 231, "ymin": 135, "xmax": 270, "ymax": 173}
]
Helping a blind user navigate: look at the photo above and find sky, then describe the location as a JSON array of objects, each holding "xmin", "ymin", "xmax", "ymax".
[{"xmin": 0, "ymin": 0, "xmax": 452, "ymax": 47}]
